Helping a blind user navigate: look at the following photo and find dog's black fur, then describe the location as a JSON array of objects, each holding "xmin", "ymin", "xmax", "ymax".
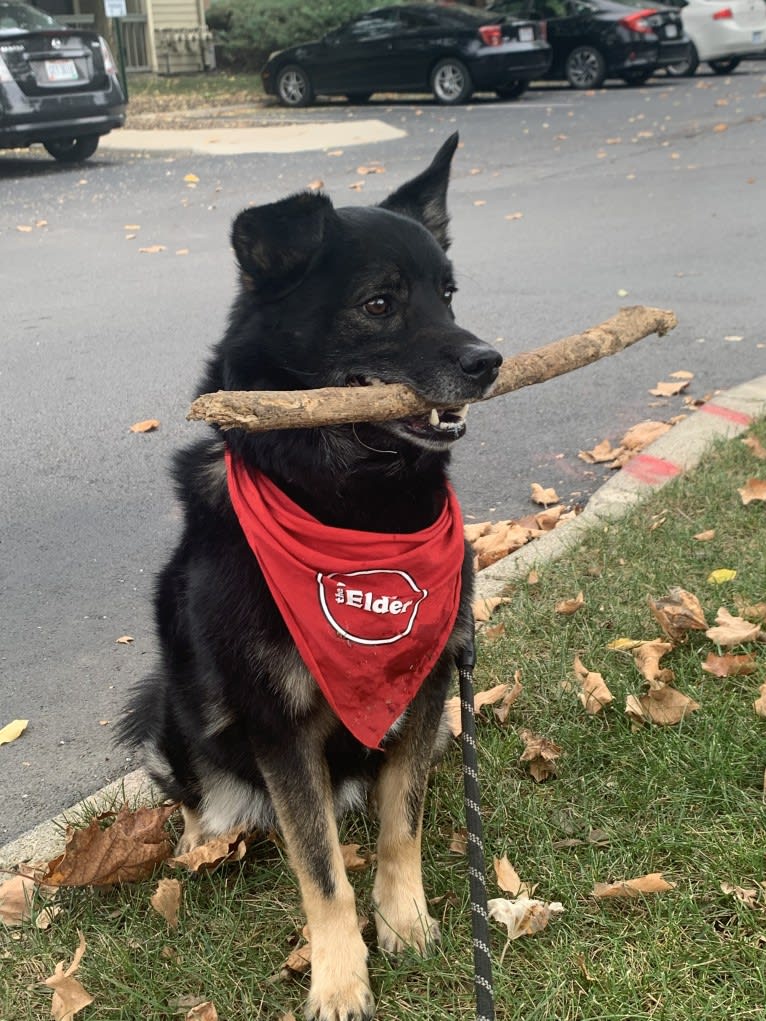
[{"xmin": 118, "ymin": 133, "xmax": 501, "ymax": 1021}]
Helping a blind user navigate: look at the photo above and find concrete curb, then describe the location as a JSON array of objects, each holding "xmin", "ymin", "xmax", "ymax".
[{"xmin": 2, "ymin": 374, "xmax": 765, "ymax": 869}]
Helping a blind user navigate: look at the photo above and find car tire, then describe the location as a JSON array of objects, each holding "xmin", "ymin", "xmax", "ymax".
[
  {"xmin": 565, "ymin": 45, "xmax": 607, "ymax": 89},
  {"xmin": 496, "ymin": 80, "xmax": 528, "ymax": 100},
  {"xmin": 345, "ymin": 92, "xmax": 372, "ymax": 104},
  {"xmin": 276, "ymin": 65, "xmax": 314, "ymax": 107},
  {"xmin": 709, "ymin": 58, "xmax": 740, "ymax": 74},
  {"xmin": 666, "ymin": 43, "xmax": 699, "ymax": 77},
  {"xmin": 621, "ymin": 68, "xmax": 653, "ymax": 86},
  {"xmin": 430, "ymin": 58, "xmax": 473, "ymax": 104},
  {"xmin": 43, "ymin": 135, "xmax": 100, "ymax": 163}
]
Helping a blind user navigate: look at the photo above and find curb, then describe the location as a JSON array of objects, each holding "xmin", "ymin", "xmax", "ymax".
[{"xmin": 2, "ymin": 374, "xmax": 765, "ymax": 869}]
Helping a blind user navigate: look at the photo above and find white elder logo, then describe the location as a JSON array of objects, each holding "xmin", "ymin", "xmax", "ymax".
[{"xmin": 316, "ymin": 569, "xmax": 428, "ymax": 646}]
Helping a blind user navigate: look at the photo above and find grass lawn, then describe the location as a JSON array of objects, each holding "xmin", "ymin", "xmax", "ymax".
[
  {"xmin": 127, "ymin": 72, "xmax": 265, "ymax": 114},
  {"xmin": 2, "ymin": 420, "xmax": 765, "ymax": 1020}
]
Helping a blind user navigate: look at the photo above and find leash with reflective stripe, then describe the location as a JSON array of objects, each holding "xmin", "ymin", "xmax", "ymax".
[{"xmin": 456, "ymin": 640, "xmax": 495, "ymax": 1021}]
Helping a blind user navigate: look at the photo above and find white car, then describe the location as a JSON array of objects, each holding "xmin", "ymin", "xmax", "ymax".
[{"xmin": 664, "ymin": 0, "xmax": 766, "ymax": 75}]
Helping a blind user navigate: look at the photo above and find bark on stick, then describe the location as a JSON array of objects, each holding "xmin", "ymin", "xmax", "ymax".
[{"xmin": 187, "ymin": 305, "xmax": 677, "ymax": 433}]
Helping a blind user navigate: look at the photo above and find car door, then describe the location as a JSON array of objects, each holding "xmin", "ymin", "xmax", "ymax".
[
  {"xmin": 317, "ymin": 10, "xmax": 403, "ymax": 94},
  {"xmin": 537, "ymin": 0, "xmax": 591, "ymax": 73},
  {"xmin": 387, "ymin": 7, "xmax": 449, "ymax": 89}
]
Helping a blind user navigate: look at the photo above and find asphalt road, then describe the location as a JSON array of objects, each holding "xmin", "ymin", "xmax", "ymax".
[{"xmin": 2, "ymin": 68, "xmax": 765, "ymax": 846}]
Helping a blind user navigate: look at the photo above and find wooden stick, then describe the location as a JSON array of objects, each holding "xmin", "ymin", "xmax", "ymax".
[{"xmin": 188, "ymin": 305, "xmax": 677, "ymax": 433}]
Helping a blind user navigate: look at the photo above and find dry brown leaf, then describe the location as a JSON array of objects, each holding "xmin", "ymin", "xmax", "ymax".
[
  {"xmin": 734, "ymin": 598, "xmax": 766, "ymax": 623},
  {"xmin": 632, "ymin": 639, "xmax": 675, "ymax": 687},
  {"xmin": 282, "ymin": 924, "xmax": 312, "ymax": 976},
  {"xmin": 186, "ymin": 1003, "xmax": 218, "ymax": 1021},
  {"xmin": 464, "ymin": 520, "xmax": 493, "ymax": 543},
  {"xmin": 0, "ymin": 874, "xmax": 37, "ymax": 925},
  {"xmin": 356, "ymin": 164, "xmax": 385, "ymax": 175},
  {"xmin": 609, "ymin": 420, "xmax": 673, "ymax": 467},
  {"xmin": 0, "ymin": 718, "xmax": 28, "ymax": 745},
  {"xmin": 738, "ymin": 478, "xmax": 766, "ymax": 504},
  {"xmin": 138, "ymin": 244, "xmax": 166, "ymax": 254},
  {"xmin": 535, "ymin": 505, "xmax": 566, "ymax": 530},
  {"xmin": 720, "ymin": 882, "xmax": 760, "ymax": 908},
  {"xmin": 348, "ymin": 180, "xmax": 364, "ymax": 191},
  {"xmin": 742, "ymin": 435, "xmax": 766, "ymax": 460},
  {"xmin": 340, "ymin": 843, "xmax": 373, "ymax": 871},
  {"xmin": 487, "ymin": 896, "xmax": 564, "ymax": 942},
  {"xmin": 44, "ymin": 931, "xmax": 94, "ymax": 1020},
  {"xmin": 693, "ymin": 529, "xmax": 716, "ymax": 542},
  {"xmin": 527, "ymin": 569, "xmax": 540, "ymax": 585},
  {"xmin": 129, "ymin": 419, "xmax": 160, "ymax": 433},
  {"xmin": 473, "ymin": 596, "xmax": 509, "ymax": 623},
  {"xmin": 701, "ymin": 651, "xmax": 757, "ymax": 678},
  {"xmin": 493, "ymin": 856, "xmax": 531, "ymax": 897},
  {"xmin": 150, "ymin": 877, "xmax": 182, "ymax": 928},
  {"xmin": 444, "ymin": 682, "xmax": 514, "ymax": 737},
  {"xmin": 578, "ymin": 438, "xmax": 623, "ymax": 464},
  {"xmin": 754, "ymin": 684, "xmax": 766, "ymax": 718},
  {"xmin": 555, "ymin": 591, "xmax": 584, "ymax": 616},
  {"xmin": 116, "ymin": 635, "xmax": 134, "ymax": 644},
  {"xmin": 307, "ymin": 179, "xmax": 324, "ymax": 190},
  {"xmin": 169, "ymin": 829, "xmax": 249, "ymax": 872},
  {"xmin": 473, "ymin": 522, "xmax": 534, "ymax": 569},
  {"xmin": 625, "ymin": 685, "xmax": 700, "ymax": 726},
  {"xmin": 648, "ymin": 587, "xmax": 707, "ymax": 642},
  {"xmin": 494, "ymin": 674, "xmax": 523, "ymax": 723},
  {"xmin": 592, "ymin": 873, "xmax": 675, "ymax": 898},
  {"xmin": 649, "ymin": 379, "xmax": 691, "ymax": 397},
  {"xmin": 530, "ymin": 483, "xmax": 559, "ymax": 506},
  {"xmin": 41, "ymin": 804, "xmax": 176, "ymax": 886},
  {"xmin": 519, "ymin": 729, "xmax": 561, "ymax": 782},
  {"xmin": 706, "ymin": 607, "xmax": 762, "ymax": 647},
  {"xmin": 572, "ymin": 656, "xmax": 614, "ymax": 714},
  {"xmin": 484, "ymin": 622, "xmax": 505, "ymax": 640},
  {"xmin": 449, "ymin": 828, "xmax": 468, "ymax": 854}
]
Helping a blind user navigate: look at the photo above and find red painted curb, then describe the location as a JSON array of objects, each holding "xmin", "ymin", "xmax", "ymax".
[
  {"xmin": 622, "ymin": 453, "xmax": 682, "ymax": 486},
  {"xmin": 698, "ymin": 403, "xmax": 752, "ymax": 426}
]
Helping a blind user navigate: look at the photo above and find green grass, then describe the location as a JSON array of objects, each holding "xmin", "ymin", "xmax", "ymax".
[
  {"xmin": 2, "ymin": 421, "xmax": 765, "ymax": 1021},
  {"xmin": 128, "ymin": 72, "xmax": 264, "ymax": 114}
]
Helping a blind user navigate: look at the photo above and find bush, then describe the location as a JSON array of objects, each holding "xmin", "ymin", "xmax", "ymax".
[{"xmin": 206, "ymin": 0, "xmax": 383, "ymax": 70}]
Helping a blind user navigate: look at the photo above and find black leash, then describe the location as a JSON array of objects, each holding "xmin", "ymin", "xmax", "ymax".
[{"xmin": 456, "ymin": 640, "xmax": 495, "ymax": 1021}]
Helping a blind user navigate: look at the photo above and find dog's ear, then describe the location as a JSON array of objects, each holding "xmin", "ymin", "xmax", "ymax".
[
  {"xmin": 379, "ymin": 132, "xmax": 459, "ymax": 251},
  {"xmin": 231, "ymin": 191, "xmax": 336, "ymax": 297}
]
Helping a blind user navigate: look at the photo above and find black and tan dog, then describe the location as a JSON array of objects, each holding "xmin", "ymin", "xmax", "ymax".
[{"xmin": 118, "ymin": 134, "xmax": 501, "ymax": 1021}]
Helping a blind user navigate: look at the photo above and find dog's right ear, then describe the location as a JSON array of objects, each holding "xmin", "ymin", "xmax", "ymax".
[{"xmin": 231, "ymin": 191, "xmax": 336, "ymax": 297}]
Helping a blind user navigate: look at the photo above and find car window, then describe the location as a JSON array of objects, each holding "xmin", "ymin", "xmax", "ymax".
[
  {"xmin": 489, "ymin": 0, "xmax": 533, "ymax": 17},
  {"xmin": 398, "ymin": 8, "xmax": 442, "ymax": 28},
  {"xmin": 338, "ymin": 11, "xmax": 401, "ymax": 40},
  {"xmin": 539, "ymin": 0, "xmax": 572, "ymax": 17},
  {"xmin": 0, "ymin": 1, "xmax": 61, "ymax": 32}
]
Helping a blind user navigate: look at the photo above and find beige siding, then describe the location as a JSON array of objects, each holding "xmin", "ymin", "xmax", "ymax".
[{"xmin": 151, "ymin": 0, "xmax": 200, "ymax": 30}]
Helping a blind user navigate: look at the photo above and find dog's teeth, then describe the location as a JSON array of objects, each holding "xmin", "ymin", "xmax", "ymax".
[{"xmin": 429, "ymin": 408, "xmax": 440, "ymax": 427}]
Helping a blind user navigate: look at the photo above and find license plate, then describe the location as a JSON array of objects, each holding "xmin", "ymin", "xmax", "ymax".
[
  {"xmin": 665, "ymin": 23, "xmax": 678, "ymax": 38},
  {"xmin": 753, "ymin": 30, "xmax": 763, "ymax": 42},
  {"xmin": 45, "ymin": 59, "xmax": 78, "ymax": 82},
  {"xmin": 518, "ymin": 26, "xmax": 534, "ymax": 41}
]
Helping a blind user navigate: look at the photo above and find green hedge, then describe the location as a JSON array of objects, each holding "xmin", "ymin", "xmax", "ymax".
[{"xmin": 206, "ymin": 0, "xmax": 385, "ymax": 70}]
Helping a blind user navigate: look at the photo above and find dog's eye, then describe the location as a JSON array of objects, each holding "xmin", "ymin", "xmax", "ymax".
[
  {"xmin": 363, "ymin": 296, "xmax": 392, "ymax": 317},
  {"xmin": 443, "ymin": 286, "xmax": 457, "ymax": 306}
]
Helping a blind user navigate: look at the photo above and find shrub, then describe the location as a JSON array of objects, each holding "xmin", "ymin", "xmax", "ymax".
[{"xmin": 206, "ymin": 0, "xmax": 384, "ymax": 70}]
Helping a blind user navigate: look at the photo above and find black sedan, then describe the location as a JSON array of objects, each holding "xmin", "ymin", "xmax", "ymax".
[
  {"xmin": 261, "ymin": 3, "xmax": 552, "ymax": 106},
  {"xmin": 0, "ymin": 1, "xmax": 125, "ymax": 162},
  {"xmin": 487, "ymin": 0, "xmax": 691, "ymax": 87}
]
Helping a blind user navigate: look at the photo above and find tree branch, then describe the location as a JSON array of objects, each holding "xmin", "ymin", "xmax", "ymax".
[{"xmin": 187, "ymin": 305, "xmax": 677, "ymax": 433}]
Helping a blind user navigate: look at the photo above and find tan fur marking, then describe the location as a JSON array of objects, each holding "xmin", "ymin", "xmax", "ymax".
[
  {"xmin": 175, "ymin": 804, "xmax": 208, "ymax": 855},
  {"xmin": 373, "ymin": 754, "xmax": 439, "ymax": 954}
]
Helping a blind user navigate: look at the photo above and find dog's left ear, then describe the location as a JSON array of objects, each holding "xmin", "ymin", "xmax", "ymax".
[{"xmin": 379, "ymin": 132, "xmax": 459, "ymax": 251}]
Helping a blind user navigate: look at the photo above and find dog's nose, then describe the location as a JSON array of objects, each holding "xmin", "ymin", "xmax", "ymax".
[{"xmin": 458, "ymin": 344, "xmax": 502, "ymax": 387}]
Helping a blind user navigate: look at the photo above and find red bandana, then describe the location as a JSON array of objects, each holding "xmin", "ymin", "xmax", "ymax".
[{"xmin": 225, "ymin": 449, "xmax": 465, "ymax": 748}]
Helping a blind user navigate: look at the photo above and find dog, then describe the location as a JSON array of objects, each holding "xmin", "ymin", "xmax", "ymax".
[{"xmin": 118, "ymin": 133, "xmax": 501, "ymax": 1021}]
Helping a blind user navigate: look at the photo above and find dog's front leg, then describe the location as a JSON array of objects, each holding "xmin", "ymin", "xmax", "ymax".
[
  {"xmin": 373, "ymin": 688, "xmax": 444, "ymax": 955},
  {"xmin": 260, "ymin": 750, "xmax": 374, "ymax": 1021}
]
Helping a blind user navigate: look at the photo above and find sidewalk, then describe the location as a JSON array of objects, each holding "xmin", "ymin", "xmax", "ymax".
[{"xmin": 2, "ymin": 374, "xmax": 765, "ymax": 870}]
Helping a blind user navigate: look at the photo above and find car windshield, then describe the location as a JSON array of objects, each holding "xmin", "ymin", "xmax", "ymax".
[{"xmin": 0, "ymin": 1, "xmax": 62, "ymax": 34}]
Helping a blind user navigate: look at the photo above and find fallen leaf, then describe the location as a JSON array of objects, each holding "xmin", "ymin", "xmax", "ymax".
[
  {"xmin": 708, "ymin": 568, "xmax": 737, "ymax": 585},
  {"xmin": 0, "ymin": 874, "xmax": 37, "ymax": 925},
  {"xmin": 184, "ymin": 173, "xmax": 199, "ymax": 183},
  {"xmin": 648, "ymin": 587, "xmax": 707, "ymax": 642},
  {"xmin": 473, "ymin": 522, "xmax": 535, "ymax": 569},
  {"xmin": 44, "ymin": 931, "xmax": 94, "ymax": 1020},
  {"xmin": 572, "ymin": 656, "xmax": 614, "ymax": 714},
  {"xmin": 618, "ymin": 420, "xmax": 672, "ymax": 453},
  {"xmin": 494, "ymin": 674, "xmax": 523, "ymax": 723},
  {"xmin": 356, "ymin": 164, "xmax": 385, "ymax": 175},
  {"xmin": 41, "ymin": 804, "xmax": 176, "ymax": 886},
  {"xmin": 735, "ymin": 599, "xmax": 766, "ymax": 622},
  {"xmin": 150, "ymin": 877, "xmax": 182, "ymax": 928},
  {"xmin": 555, "ymin": 591, "xmax": 585, "ymax": 616},
  {"xmin": 487, "ymin": 896, "xmax": 564, "ymax": 941},
  {"xmin": 348, "ymin": 181, "xmax": 364, "ymax": 191},
  {"xmin": 129, "ymin": 419, "xmax": 160, "ymax": 433},
  {"xmin": 693, "ymin": 529, "xmax": 716, "ymax": 542},
  {"xmin": 504, "ymin": 212, "xmax": 523, "ymax": 220},
  {"xmin": 484, "ymin": 622, "xmax": 505, "ymax": 640},
  {"xmin": 473, "ymin": 596, "xmax": 509, "ymax": 623},
  {"xmin": 632, "ymin": 639, "xmax": 675, "ymax": 687},
  {"xmin": 464, "ymin": 521, "xmax": 493, "ymax": 542},
  {"xmin": 186, "ymin": 1003, "xmax": 218, "ymax": 1021},
  {"xmin": 444, "ymin": 682, "xmax": 515, "ymax": 737},
  {"xmin": 175, "ymin": 248, "xmax": 190, "ymax": 256},
  {"xmin": 669, "ymin": 370, "xmax": 694, "ymax": 380},
  {"xmin": 742, "ymin": 435, "xmax": 766, "ymax": 460},
  {"xmin": 738, "ymin": 479, "xmax": 766, "ymax": 505},
  {"xmin": 493, "ymin": 856, "xmax": 531, "ymax": 897},
  {"xmin": 449, "ymin": 828, "xmax": 468, "ymax": 854},
  {"xmin": 307, "ymin": 179, "xmax": 324, "ymax": 190},
  {"xmin": 592, "ymin": 872, "xmax": 675, "ymax": 898},
  {"xmin": 137, "ymin": 245, "xmax": 166, "ymax": 254},
  {"xmin": 724, "ymin": 335, "xmax": 743, "ymax": 342},
  {"xmin": 720, "ymin": 882, "xmax": 760, "ymax": 909},
  {"xmin": 124, "ymin": 223, "xmax": 140, "ymax": 230},
  {"xmin": 530, "ymin": 483, "xmax": 559, "ymax": 506},
  {"xmin": 754, "ymin": 684, "xmax": 766, "ymax": 718},
  {"xmin": 578, "ymin": 438, "xmax": 623, "ymax": 464},
  {"xmin": 607, "ymin": 637, "xmax": 646, "ymax": 652},
  {"xmin": 701, "ymin": 652, "xmax": 757, "ymax": 678},
  {"xmin": 16, "ymin": 224, "xmax": 33, "ymax": 232},
  {"xmin": 625, "ymin": 685, "xmax": 699, "ymax": 726},
  {"xmin": 706, "ymin": 608, "xmax": 762, "ymax": 647},
  {"xmin": 535, "ymin": 505, "xmax": 566, "ymax": 530},
  {"xmin": 712, "ymin": 123, "xmax": 728, "ymax": 133},
  {"xmin": 116, "ymin": 635, "xmax": 134, "ymax": 645},
  {"xmin": 340, "ymin": 843, "xmax": 373, "ymax": 871},
  {"xmin": 169, "ymin": 829, "xmax": 248, "ymax": 872},
  {"xmin": 649, "ymin": 379, "xmax": 691, "ymax": 397},
  {"xmin": 519, "ymin": 729, "xmax": 562, "ymax": 782},
  {"xmin": 0, "ymin": 719, "xmax": 29, "ymax": 745}
]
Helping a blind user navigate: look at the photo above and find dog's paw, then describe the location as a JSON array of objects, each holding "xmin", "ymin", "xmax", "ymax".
[
  {"xmin": 173, "ymin": 806, "xmax": 209, "ymax": 855},
  {"xmin": 374, "ymin": 899, "xmax": 441, "ymax": 955},
  {"xmin": 304, "ymin": 972, "xmax": 375, "ymax": 1021}
]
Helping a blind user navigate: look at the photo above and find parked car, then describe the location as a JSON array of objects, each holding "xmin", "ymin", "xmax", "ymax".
[
  {"xmin": 0, "ymin": 1, "xmax": 125, "ymax": 162},
  {"xmin": 487, "ymin": 0, "xmax": 691, "ymax": 87},
  {"xmin": 261, "ymin": 3, "xmax": 552, "ymax": 107},
  {"xmin": 661, "ymin": 0, "xmax": 766, "ymax": 75}
]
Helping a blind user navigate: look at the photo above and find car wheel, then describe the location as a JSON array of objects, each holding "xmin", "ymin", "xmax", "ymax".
[
  {"xmin": 621, "ymin": 68, "xmax": 653, "ymax": 85},
  {"xmin": 666, "ymin": 43, "xmax": 699, "ymax": 77},
  {"xmin": 43, "ymin": 135, "xmax": 100, "ymax": 163},
  {"xmin": 430, "ymin": 58, "xmax": 473, "ymax": 104},
  {"xmin": 345, "ymin": 92, "xmax": 372, "ymax": 104},
  {"xmin": 276, "ymin": 65, "xmax": 314, "ymax": 107},
  {"xmin": 565, "ymin": 45, "xmax": 607, "ymax": 89},
  {"xmin": 496, "ymin": 80, "xmax": 528, "ymax": 100},
  {"xmin": 709, "ymin": 58, "xmax": 740, "ymax": 74}
]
